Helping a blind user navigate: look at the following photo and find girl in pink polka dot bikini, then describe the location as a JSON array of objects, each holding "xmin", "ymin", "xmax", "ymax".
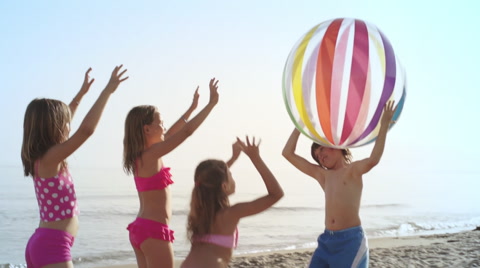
[{"xmin": 21, "ymin": 65, "xmax": 128, "ymax": 268}]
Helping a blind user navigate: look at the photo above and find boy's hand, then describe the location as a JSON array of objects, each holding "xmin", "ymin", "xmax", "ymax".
[
  {"xmin": 208, "ymin": 77, "xmax": 219, "ymax": 105},
  {"xmin": 106, "ymin": 65, "xmax": 129, "ymax": 93},
  {"xmin": 381, "ymin": 100, "xmax": 396, "ymax": 127}
]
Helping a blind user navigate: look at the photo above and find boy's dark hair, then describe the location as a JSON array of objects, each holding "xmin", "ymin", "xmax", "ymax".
[{"xmin": 310, "ymin": 142, "xmax": 352, "ymax": 169}]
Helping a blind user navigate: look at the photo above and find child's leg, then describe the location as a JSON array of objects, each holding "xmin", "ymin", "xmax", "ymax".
[
  {"xmin": 352, "ymin": 249, "xmax": 369, "ymax": 268},
  {"xmin": 128, "ymin": 227, "xmax": 147, "ymax": 268},
  {"xmin": 131, "ymin": 244, "xmax": 148, "ymax": 268},
  {"xmin": 308, "ymin": 233, "xmax": 329, "ymax": 268},
  {"xmin": 328, "ymin": 226, "xmax": 369, "ymax": 268},
  {"xmin": 141, "ymin": 239, "xmax": 174, "ymax": 268},
  {"xmin": 343, "ymin": 229, "xmax": 368, "ymax": 268}
]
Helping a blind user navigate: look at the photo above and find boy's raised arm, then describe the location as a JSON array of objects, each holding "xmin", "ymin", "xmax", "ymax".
[
  {"xmin": 353, "ymin": 100, "xmax": 396, "ymax": 175},
  {"xmin": 282, "ymin": 128, "xmax": 323, "ymax": 180}
]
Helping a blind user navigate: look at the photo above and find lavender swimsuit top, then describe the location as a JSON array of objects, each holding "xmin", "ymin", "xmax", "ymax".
[
  {"xmin": 193, "ymin": 228, "xmax": 239, "ymax": 249},
  {"xmin": 34, "ymin": 163, "xmax": 78, "ymax": 222}
]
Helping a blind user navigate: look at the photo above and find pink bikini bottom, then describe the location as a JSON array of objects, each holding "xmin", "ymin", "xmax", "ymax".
[
  {"xmin": 127, "ymin": 217, "xmax": 175, "ymax": 248},
  {"xmin": 25, "ymin": 227, "xmax": 75, "ymax": 268}
]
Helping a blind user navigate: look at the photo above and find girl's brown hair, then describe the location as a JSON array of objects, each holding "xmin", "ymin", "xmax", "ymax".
[
  {"xmin": 123, "ymin": 105, "xmax": 157, "ymax": 174},
  {"xmin": 187, "ymin": 160, "xmax": 230, "ymax": 241},
  {"xmin": 310, "ymin": 142, "xmax": 352, "ymax": 169},
  {"xmin": 21, "ymin": 98, "xmax": 71, "ymax": 177}
]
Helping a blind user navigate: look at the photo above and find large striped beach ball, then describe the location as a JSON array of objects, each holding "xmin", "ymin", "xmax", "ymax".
[{"xmin": 283, "ymin": 18, "xmax": 406, "ymax": 148}]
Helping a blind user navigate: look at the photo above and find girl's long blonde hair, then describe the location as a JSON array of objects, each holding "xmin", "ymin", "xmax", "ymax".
[
  {"xmin": 123, "ymin": 105, "xmax": 157, "ymax": 174},
  {"xmin": 187, "ymin": 160, "xmax": 230, "ymax": 241},
  {"xmin": 21, "ymin": 98, "xmax": 71, "ymax": 177}
]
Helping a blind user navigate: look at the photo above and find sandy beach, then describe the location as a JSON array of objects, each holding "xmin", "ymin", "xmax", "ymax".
[{"xmin": 98, "ymin": 228, "xmax": 480, "ymax": 268}]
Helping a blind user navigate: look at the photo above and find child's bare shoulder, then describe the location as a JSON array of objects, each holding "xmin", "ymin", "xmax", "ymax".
[{"xmin": 312, "ymin": 166, "xmax": 327, "ymax": 184}]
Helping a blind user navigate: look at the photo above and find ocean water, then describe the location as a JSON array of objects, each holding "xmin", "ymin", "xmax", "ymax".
[{"xmin": 1, "ymin": 164, "xmax": 479, "ymax": 268}]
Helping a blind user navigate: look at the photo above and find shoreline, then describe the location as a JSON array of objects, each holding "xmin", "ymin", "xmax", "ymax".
[{"xmin": 97, "ymin": 229, "xmax": 480, "ymax": 268}]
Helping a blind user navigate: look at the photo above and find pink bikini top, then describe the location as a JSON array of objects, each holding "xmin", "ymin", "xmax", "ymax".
[
  {"xmin": 193, "ymin": 228, "xmax": 239, "ymax": 249},
  {"xmin": 134, "ymin": 166, "xmax": 174, "ymax": 192},
  {"xmin": 33, "ymin": 162, "xmax": 79, "ymax": 222}
]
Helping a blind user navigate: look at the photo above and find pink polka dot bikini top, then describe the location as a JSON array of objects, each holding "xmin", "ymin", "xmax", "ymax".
[{"xmin": 33, "ymin": 162, "xmax": 79, "ymax": 222}]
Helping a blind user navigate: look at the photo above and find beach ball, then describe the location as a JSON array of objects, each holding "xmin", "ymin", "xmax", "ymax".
[{"xmin": 283, "ymin": 18, "xmax": 406, "ymax": 148}]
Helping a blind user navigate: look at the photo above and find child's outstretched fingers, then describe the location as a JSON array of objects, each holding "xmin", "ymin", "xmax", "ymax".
[
  {"xmin": 381, "ymin": 100, "xmax": 396, "ymax": 126},
  {"xmin": 232, "ymin": 140, "xmax": 242, "ymax": 156},
  {"xmin": 106, "ymin": 65, "xmax": 129, "ymax": 92},
  {"xmin": 236, "ymin": 137, "xmax": 246, "ymax": 149},
  {"xmin": 80, "ymin": 67, "xmax": 95, "ymax": 95},
  {"xmin": 246, "ymin": 136, "xmax": 259, "ymax": 147},
  {"xmin": 226, "ymin": 139, "xmax": 244, "ymax": 167},
  {"xmin": 191, "ymin": 86, "xmax": 200, "ymax": 109},
  {"xmin": 209, "ymin": 77, "xmax": 219, "ymax": 90},
  {"xmin": 115, "ymin": 64, "xmax": 129, "ymax": 82},
  {"xmin": 239, "ymin": 136, "xmax": 261, "ymax": 157},
  {"xmin": 208, "ymin": 78, "xmax": 219, "ymax": 105},
  {"xmin": 255, "ymin": 137, "xmax": 262, "ymax": 147}
]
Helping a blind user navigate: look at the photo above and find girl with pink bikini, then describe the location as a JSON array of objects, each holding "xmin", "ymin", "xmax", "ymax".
[
  {"xmin": 21, "ymin": 65, "xmax": 128, "ymax": 268},
  {"xmin": 123, "ymin": 78, "xmax": 219, "ymax": 268},
  {"xmin": 181, "ymin": 137, "xmax": 284, "ymax": 268}
]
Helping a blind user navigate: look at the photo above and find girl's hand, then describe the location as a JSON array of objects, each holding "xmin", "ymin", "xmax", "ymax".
[
  {"xmin": 231, "ymin": 140, "xmax": 242, "ymax": 159},
  {"xmin": 238, "ymin": 136, "xmax": 261, "ymax": 158},
  {"xmin": 79, "ymin": 67, "xmax": 95, "ymax": 95},
  {"xmin": 105, "ymin": 65, "xmax": 129, "ymax": 93},
  {"xmin": 226, "ymin": 139, "xmax": 242, "ymax": 167},
  {"xmin": 208, "ymin": 78, "xmax": 219, "ymax": 105},
  {"xmin": 381, "ymin": 100, "xmax": 396, "ymax": 127},
  {"xmin": 70, "ymin": 68, "xmax": 95, "ymax": 115},
  {"xmin": 190, "ymin": 86, "xmax": 200, "ymax": 110}
]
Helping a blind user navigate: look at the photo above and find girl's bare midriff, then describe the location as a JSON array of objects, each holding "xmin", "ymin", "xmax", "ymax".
[
  {"xmin": 39, "ymin": 216, "xmax": 79, "ymax": 237},
  {"xmin": 137, "ymin": 188, "xmax": 171, "ymax": 225}
]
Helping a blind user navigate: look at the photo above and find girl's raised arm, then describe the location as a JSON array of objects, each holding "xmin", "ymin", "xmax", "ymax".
[
  {"xmin": 43, "ymin": 65, "xmax": 128, "ymax": 167},
  {"xmin": 226, "ymin": 140, "xmax": 242, "ymax": 168},
  {"xmin": 164, "ymin": 86, "xmax": 199, "ymax": 138},
  {"xmin": 145, "ymin": 78, "xmax": 219, "ymax": 159},
  {"xmin": 69, "ymin": 68, "xmax": 95, "ymax": 118},
  {"xmin": 228, "ymin": 136, "xmax": 284, "ymax": 219}
]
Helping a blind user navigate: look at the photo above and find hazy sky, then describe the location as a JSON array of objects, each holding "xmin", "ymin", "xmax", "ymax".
[{"xmin": 1, "ymin": 0, "xmax": 479, "ymax": 180}]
